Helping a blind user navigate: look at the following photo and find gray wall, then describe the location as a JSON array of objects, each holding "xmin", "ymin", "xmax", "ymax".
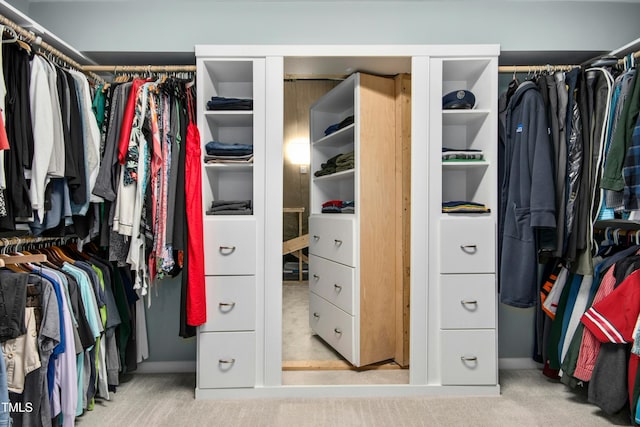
[
  {"xmin": 8, "ymin": 0, "xmax": 639, "ymax": 364},
  {"xmin": 20, "ymin": 1, "xmax": 640, "ymax": 57}
]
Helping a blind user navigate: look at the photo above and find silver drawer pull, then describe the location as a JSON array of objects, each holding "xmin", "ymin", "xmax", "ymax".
[
  {"xmin": 334, "ymin": 239, "xmax": 343, "ymax": 245},
  {"xmin": 219, "ymin": 302, "xmax": 236, "ymax": 308},
  {"xmin": 218, "ymin": 358, "xmax": 236, "ymax": 364},
  {"xmin": 334, "ymin": 328, "xmax": 342, "ymax": 335},
  {"xmin": 461, "ymin": 356, "xmax": 478, "ymax": 362},
  {"xmin": 219, "ymin": 245, "xmax": 236, "ymax": 255},
  {"xmin": 461, "ymin": 300, "xmax": 478, "ymax": 305},
  {"xmin": 334, "ymin": 284, "xmax": 342, "ymax": 291},
  {"xmin": 313, "ymin": 312, "xmax": 320, "ymax": 319},
  {"xmin": 313, "ymin": 235, "xmax": 320, "ymax": 240},
  {"xmin": 313, "ymin": 274, "xmax": 320, "ymax": 280},
  {"xmin": 460, "ymin": 244, "xmax": 478, "ymax": 254}
]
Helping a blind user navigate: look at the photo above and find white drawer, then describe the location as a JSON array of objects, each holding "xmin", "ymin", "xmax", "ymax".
[
  {"xmin": 440, "ymin": 274, "xmax": 495, "ymax": 329},
  {"xmin": 440, "ymin": 218, "xmax": 495, "ymax": 274},
  {"xmin": 200, "ymin": 276, "xmax": 255, "ymax": 332},
  {"xmin": 440, "ymin": 330, "xmax": 497, "ymax": 385},
  {"xmin": 309, "ymin": 215, "xmax": 356, "ymax": 267},
  {"xmin": 309, "ymin": 292, "xmax": 356, "ymax": 365},
  {"xmin": 309, "ymin": 254, "xmax": 356, "ymax": 315},
  {"xmin": 198, "ymin": 331, "xmax": 255, "ymax": 388},
  {"xmin": 203, "ymin": 218, "xmax": 256, "ymax": 275}
]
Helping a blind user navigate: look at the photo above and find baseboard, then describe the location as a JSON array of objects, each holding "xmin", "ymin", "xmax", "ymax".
[
  {"xmin": 133, "ymin": 358, "xmax": 538, "ymax": 374},
  {"xmin": 498, "ymin": 358, "xmax": 543, "ymax": 370},
  {"xmin": 134, "ymin": 361, "xmax": 196, "ymax": 374}
]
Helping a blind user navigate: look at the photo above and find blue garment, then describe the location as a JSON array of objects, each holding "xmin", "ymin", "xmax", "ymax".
[
  {"xmin": 205, "ymin": 140, "xmax": 253, "ymax": 156},
  {"xmin": 558, "ymin": 273, "xmax": 583, "ymax": 363},
  {"xmin": 0, "ymin": 346, "xmax": 11, "ymax": 427},
  {"xmin": 623, "ymin": 114, "xmax": 640, "ymax": 209},
  {"xmin": 206, "ymin": 96, "xmax": 252, "ymax": 111},
  {"xmin": 37, "ymin": 270, "xmax": 66, "ymax": 399}
]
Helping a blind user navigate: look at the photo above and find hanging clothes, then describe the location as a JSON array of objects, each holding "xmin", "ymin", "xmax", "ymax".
[
  {"xmin": 500, "ymin": 80, "xmax": 557, "ymax": 307},
  {"xmin": 184, "ymin": 83, "xmax": 206, "ymax": 327}
]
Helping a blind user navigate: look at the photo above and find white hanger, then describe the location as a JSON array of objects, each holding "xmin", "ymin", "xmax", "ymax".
[{"xmin": 1, "ymin": 26, "xmax": 17, "ymax": 44}]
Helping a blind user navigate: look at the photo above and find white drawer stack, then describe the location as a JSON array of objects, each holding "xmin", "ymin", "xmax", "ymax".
[
  {"xmin": 308, "ymin": 215, "xmax": 357, "ymax": 364},
  {"xmin": 438, "ymin": 217, "xmax": 496, "ymax": 385},
  {"xmin": 198, "ymin": 218, "xmax": 257, "ymax": 388}
]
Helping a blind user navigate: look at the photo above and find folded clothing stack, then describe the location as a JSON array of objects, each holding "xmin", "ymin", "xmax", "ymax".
[
  {"xmin": 207, "ymin": 96, "xmax": 253, "ymax": 110},
  {"xmin": 442, "ymin": 147, "xmax": 484, "ymax": 161},
  {"xmin": 205, "ymin": 140, "xmax": 254, "ymax": 163},
  {"xmin": 442, "ymin": 200, "xmax": 491, "ymax": 214},
  {"xmin": 321, "ymin": 200, "xmax": 355, "ymax": 213},
  {"xmin": 314, "ymin": 151, "xmax": 355, "ymax": 177},
  {"xmin": 324, "ymin": 115, "xmax": 354, "ymax": 136},
  {"xmin": 207, "ymin": 200, "xmax": 253, "ymax": 215}
]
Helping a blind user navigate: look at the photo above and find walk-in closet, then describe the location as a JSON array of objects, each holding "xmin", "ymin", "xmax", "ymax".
[{"xmin": 1, "ymin": 0, "xmax": 640, "ymax": 425}]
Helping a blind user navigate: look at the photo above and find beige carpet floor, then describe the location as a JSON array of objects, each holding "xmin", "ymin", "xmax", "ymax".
[
  {"xmin": 79, "ymin": 369, "xmax": 632, "ymax": 427},
  {"xmin": 282, "ymin": 282, "xmax": 343, "ymax": 361}
]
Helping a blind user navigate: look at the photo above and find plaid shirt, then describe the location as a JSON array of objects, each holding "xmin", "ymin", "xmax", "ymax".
[{"xmin": 623, "ymin": 114, "xmax": 640, "ymax": 209}]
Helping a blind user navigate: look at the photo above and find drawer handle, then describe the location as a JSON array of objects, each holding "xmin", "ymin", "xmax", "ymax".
[
  {"xmin": 334, "ymin": 239, "xmax": 343, "ymax": 245},
  {"xmin": 334, "ymin": 284, "xmax": 342, "ymax": 292},
  {"xmin": 460, "ymin": 244, "xmax": 478, "ymax": 254},
  {"xmin": 218, "ymin": 358, "xmax": 236, "ymax": 364},
  {"xmin": 313, "ymin": 235, "xmax": 320, "ymax": 240},
  {"xmin": 461, "ymin": 300, "xmax": 478, "ymax": 305},
  {"xmin": 219, "ymin": 245, "xmax": 237, "ymax": 255},
  {"xmin": 313, "ymin": 312, "xmax": 320, "ymax": 319},
  {"xmin": 219, "ymin": 302, "xmax": 236, "ymax": 310},
  {"xmin": 460, "ymin": 356, "xmax": 478, "ymax": 362},
  {"xmin": 313, "ymin": 274, "xmax": 320, "ymax": 280},
  {"xmin": 334, "ymin": 328, "xmax": 342, "ymax": 335}
]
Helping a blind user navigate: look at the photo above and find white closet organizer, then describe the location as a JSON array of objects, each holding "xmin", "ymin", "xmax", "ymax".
[
  {"xmin": 196, "ymin": 58, "xmax": 265, "ymax": 389},
  {"xmin": 427, "ymin": 57, "xmax": 498, "ymax": 385},
  {"xmin": 308, "ymin": 73, "xmax": 397, "ymax": 367},
  {"xmin": 194, "ymin": 44, "xmax": 500, "ymax": 399}
]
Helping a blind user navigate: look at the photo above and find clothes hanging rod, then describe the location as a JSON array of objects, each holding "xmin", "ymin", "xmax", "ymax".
[
  {"xmin": 0, "ymin": 13, "xmax": 105, "ymax": 84},
  {"xmin": 83, "ymin": 65, "xmax": 196, "ymax": 73},
  {"xmin": 498, "ymin": 49, "xmax": 640, "ymax": 74}
]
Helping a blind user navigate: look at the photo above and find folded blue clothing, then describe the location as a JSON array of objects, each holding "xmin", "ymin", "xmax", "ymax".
[
  {"xmin": 207, "ymin": 96, "xmax": 253, "ymax": 110},
  {"xmin": 205, "ymin": 140, "xmax": 254, "ymax": 156}
]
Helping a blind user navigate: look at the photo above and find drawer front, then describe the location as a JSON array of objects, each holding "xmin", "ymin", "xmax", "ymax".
[
  {"xmin": 203, "ymin": 218, "xmax": 256, "ymax": 275},
  {"xmin": 309, "ymin": 254, "xmax": 356, "ymax": 315},
  {"xmin": 440, "ymin": 218, "xmax": 495, "ymax": 274},
  {"xmin": 309, "ymin": 215, "xmax": 356, "ymax": 267},
  {"xmin": 200, "ymin": 276, "xmax": 256, "ymax": 332},
  {"xmin": 440, "ymin": 274, "xmax": 495, "ymax": 329},
  {"xmin": 198, "ymin": 331, "xmax": 255, "ymax": 388},
  {"xmin": 440, "ymin": 330, "xmax": 496, "ymax": 385},
  {"xmin": 309, "ymin": 292, "xmax": 356, "ymax": 364}
]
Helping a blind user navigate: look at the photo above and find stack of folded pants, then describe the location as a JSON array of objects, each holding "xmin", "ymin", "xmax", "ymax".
[
  {"xmin": 206, "ymin": 96, "xmax": 253, "ymax": 110},
  {"xmin": 207, "ymin": 200, "xmax": 253, "ymax": 215}
]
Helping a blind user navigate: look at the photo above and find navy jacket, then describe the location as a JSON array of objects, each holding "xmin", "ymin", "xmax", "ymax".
[{"xmin": 500, "ymin": 81, "xmax": 556, "ymax": 308}]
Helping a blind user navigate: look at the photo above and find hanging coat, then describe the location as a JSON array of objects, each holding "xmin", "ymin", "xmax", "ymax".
[{"xmin": 500, "ymin": 81, "xmax": 556, "ymax": 308}]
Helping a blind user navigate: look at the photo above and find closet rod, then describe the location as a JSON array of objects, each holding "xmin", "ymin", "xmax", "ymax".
[
  {"xmin": 83, "ymin": 65, "xmax": 196, "ymax": 73},
  {"xmin": 0, "ymin": 14, "xmax": 105, "ymax": 84},
  {"xmin": 498, "ymin": 64, "xmax": 578, "ymax": 73},
  {"xmin": 498, "ymin": 49, "xmax": 640, "ymax": 74}
]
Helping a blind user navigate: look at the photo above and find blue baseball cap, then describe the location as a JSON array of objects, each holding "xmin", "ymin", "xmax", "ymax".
[{"xmin": 442, "ymin": 90, "xmax": 476, "ymax": 109}]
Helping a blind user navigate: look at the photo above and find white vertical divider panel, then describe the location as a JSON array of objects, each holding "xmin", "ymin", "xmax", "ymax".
[
  {"xmin": 409, "ymin": 56, "xmax": 430, "ymax": 385},
  {"xmin": 427, "ymin": 58, "xmax": 443, "ymax": 385},
  {"xmin": 252, "ymin": 58, "xmax": 267, "ymax": 387},
  {"xmin": 263, "ymin": 56, "xmax": 284, "ymax": 386}
]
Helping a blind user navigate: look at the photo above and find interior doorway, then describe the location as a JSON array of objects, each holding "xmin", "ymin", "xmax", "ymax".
[{"xmin": 280, "ymin": 57, "xmax": 412, "ymax": 385}]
